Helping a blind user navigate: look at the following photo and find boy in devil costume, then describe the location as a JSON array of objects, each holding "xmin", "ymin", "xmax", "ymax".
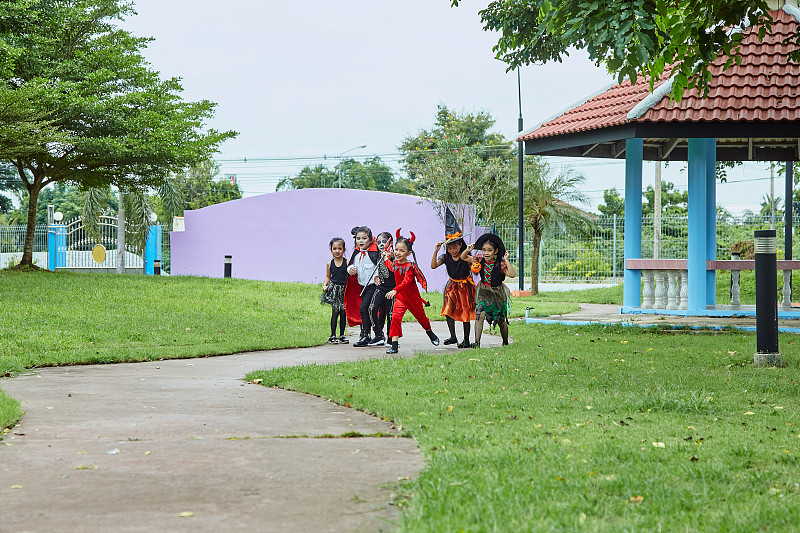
[
  {"xmin": 430, "ymin": 207, "xmax": 476, "ymax": 348},
  {"xmin": 344, "ymin": 226, "xmax": 382, "ymax": 347},
  {"xmin": 384, "ymin": 228, "xmax": 440, "ymax": 354}
]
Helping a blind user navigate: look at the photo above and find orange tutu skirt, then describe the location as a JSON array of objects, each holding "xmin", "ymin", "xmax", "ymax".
[{"xmin": 441, "ymin": 278, "xmax": 476, "ymax": 322}]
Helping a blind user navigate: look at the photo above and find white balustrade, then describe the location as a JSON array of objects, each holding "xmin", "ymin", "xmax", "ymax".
[
  {"xmin": 679, "ymin": 270, "xmax": 689, "ymax": 310},
  {"xmin": 730, "ymin": 270, "xmax": 741, "ymax": 307},
  {"xmin": 654, "ymin": 270, "xmax": 667, "ymax": 308},
  {"xmin": 782, "ymin": 270, "xmax": 792, "ymax": 310},
  {"xmin": 666, "ymin": 270, "xmax": 679, "ymax": 309},
  {"xmin": 641, "ymin": 270, "xmax": 654, "ymax": 308}
]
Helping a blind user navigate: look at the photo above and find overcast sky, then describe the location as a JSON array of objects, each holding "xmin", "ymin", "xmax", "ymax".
[{"xmin": 119, "ymin": 0, "xmax": 779, "ymax": 214}]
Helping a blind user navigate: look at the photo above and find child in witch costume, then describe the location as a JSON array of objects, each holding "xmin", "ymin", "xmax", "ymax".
[
  {"xmin": 460, "ymin": 232, "xmax": 516, "ymax": 347},
  {"xmin": 430, "ymin": 208, "xmax": 476, "ymax": 348},
  {"xmin": 384, "ymin": 229, "xmax": 440, "ymax": 354},
  {"xmin": 321, "ymin": 237, "xmax": 349, "ymax": 344},
  {"xmin": 345, "ymin": 226, "xmax": 382, "ymax": 347},
  {"xmin": 366, "ymin": 232, "xmax": 395, "ymax": 346}
]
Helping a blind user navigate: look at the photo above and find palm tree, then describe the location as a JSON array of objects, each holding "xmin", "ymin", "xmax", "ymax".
[
  {"xmin": 82, "ymin": 178, "xmax": 182, "ymax": 271},
  {"xmin": 499, "ymin": 158, "xmax": 593, "ymax": 294}
]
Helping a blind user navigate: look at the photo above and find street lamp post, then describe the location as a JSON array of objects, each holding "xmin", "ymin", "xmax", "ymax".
[
  {"xmin": 517, "ymin": 68, "xmax": 525, "ymax": 292},
  {"xmin": 338, "ymin": 144, "xmax": 367, "ymax": 188}
]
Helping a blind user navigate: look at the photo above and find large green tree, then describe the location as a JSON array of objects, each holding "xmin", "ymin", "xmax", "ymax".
[
  {"xmin": 0, "ymin": 163, "xmax": 19, "ymax": 217},
  {"xmin": 409, "ymin": 135, "xmax": 514, "ymax": 231},
  {"xmin": 643, "ymin": 181, "xmax": 688, "ymax": 215},
  {"xmin": 276, "ymin": 156, "xmax": 400, "ymax": 192},
  {"xmin": 1, "ymin": 0, "xmax": 235, "ymax": 267},
  {"xmin": 8, "ymin": 182, "xmax": 114, "ymax": 225},
  {"xmin": 451, "ymin": 0, "xmax": 797, "ymax": 101},
  {"xmin": 400, "ymin": 104, "xmax": 512, "ymax": 181},
  {"xmin": 597, "ymin": 188, "xmax": 625, "ymax": 217},
  {"xmin": 164, "ymin": 159, "xmax": 242, "ymax": 214}
]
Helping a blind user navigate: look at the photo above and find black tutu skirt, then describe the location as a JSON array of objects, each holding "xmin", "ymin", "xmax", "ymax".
[{"xmin": 320, "ymin": 282, "xmax": 346, "ymax": 310}]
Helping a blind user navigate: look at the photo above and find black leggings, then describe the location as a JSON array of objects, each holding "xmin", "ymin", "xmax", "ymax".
[
  {"xmin": 359, "ymin": 285, "xmax": 376, "ymax": 336},
  {"xmin": 370, "ymin": 288, "xmax": 394, "ymax": 338},
  {"xmin": 446, "ymin": 316, "xmax": 471, "ymax": 342},
  {"xmin": 330, "ymin": 308, "xmax": 346, "ymax": 337}
]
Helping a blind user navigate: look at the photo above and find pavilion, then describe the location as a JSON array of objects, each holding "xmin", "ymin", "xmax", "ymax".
[{"xmin": 518, "ymin": 3, "xmax": 800, "ymax": 317}]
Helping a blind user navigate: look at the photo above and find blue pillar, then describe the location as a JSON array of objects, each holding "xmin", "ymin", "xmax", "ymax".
[
  {"xmin": 47, "ymin": 224, "xmax": 66, "ymax": 270},
  {"xmin": 623, "ymin": 138, "xmax": 643, "ymax": 308},
  {"xmin": 47, "ymin": 225, "xmax": 55, "ymax": 271},
  {"xmin": 143, "ymin": 225, "xmax": 161, "ymax": 275},
  {"xmin": 688, "ymin": 138, "xmax": 713, "ymax": 311},
  {"xmin": 55, "ymin": 225, "xmax": 65, "ymax": 268},
  {"xmin": 705, "ymin": 139, "xmax": 717, "ymax": 305}
]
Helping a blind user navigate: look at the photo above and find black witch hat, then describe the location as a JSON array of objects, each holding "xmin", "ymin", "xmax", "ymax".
[
  {"xmin": 444, "ymin": 207, "xmax": 465, "ymax": 245},
  {"xmin": 474, "ymin": 232, "xmax": 506, "ymax": 259}
]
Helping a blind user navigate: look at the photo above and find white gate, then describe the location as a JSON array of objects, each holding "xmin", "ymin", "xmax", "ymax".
[{"xmin": 62, "ymin": 215, "xmax": 143, "ymax": 269}]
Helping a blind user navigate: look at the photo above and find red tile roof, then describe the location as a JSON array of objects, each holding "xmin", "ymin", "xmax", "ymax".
[{"xmin": 520, "ymin": 9, "xmax": 800, "ymax": 142}]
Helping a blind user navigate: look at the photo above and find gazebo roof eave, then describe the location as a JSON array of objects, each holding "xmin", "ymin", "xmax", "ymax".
[{"xmin": 524, "ymin": 121, "xmax": 800, "ymax": 162}]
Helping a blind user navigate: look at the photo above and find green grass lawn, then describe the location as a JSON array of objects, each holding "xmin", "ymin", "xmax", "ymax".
[
  {"xmin": 249, "ymin": 323, "xmax": 800, "ymax": 532},
  {"xmin": 0, "ymin": 270, "xmax": 334, "ymax": 377},
  {"xmin": 0, "ymin": 389, "xmax": 22, "ymax": 435},
  {"xmin": 526, "ymin": 284, "xmax": 623, "ymax": 305}
]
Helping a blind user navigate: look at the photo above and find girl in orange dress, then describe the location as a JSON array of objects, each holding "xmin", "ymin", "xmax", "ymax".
[{"xmin": 430, "ymin": 208, "xmax": 476, "ymax": 348}]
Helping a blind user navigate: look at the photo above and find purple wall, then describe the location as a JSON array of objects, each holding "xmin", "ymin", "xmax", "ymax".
[{"xmin": 170, "ymin": 189, "xmax": 481, "ymax": 290}]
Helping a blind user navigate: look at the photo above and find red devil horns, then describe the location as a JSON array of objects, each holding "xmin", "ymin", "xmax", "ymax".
[{"xmin": 395, "ymin": 228, "xmax": 416, "ymax": 243}]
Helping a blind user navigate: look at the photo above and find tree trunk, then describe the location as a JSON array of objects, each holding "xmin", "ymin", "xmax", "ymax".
[
  {"xmin": 530, "ymin": 231, "xmax": 542, "ymax": 295},
  {"xmin": 20, "ymin": 175, "xmax": 43, "ymax": 267}
]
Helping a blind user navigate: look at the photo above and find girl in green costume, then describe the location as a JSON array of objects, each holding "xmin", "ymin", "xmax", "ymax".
[{"xmin": 460, "ymin": 233, "xmax": 516, "ymax": 347}]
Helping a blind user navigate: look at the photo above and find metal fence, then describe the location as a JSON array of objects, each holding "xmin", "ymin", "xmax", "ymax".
[
  {"xmin": 160, "ymin": 225, "xmax": 172, "ymax": 273},
  {"xmin": 0, "ymin": 224, "xmax": 48, "ymax": 268},
  {"xmin": 0, "ymin": 222, "xmax": 173, "ymax": 273},
  {"xmin": 496, "ymin": 214, "xmax": 800, "ymax": 283}
]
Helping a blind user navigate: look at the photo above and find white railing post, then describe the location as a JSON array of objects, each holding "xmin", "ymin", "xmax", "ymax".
[
  {"xmin": 641, "ymin": 270, "xmax": 654, "ymax": 308},
  {"xmin": 679, "ymin": 270, "xmax": 689, "ymax": 310},
  {"xmin": 782, "ymin": 270, "xmax": 792, "ymax": 310},
  {"xmin": 730, "ymin": 252, "xmax": 741, "ymax": 307},
  {"xmin": 666, "ymin": 270, "xmax": 679, "ymax": 309},
  {"xmin": 654, "ymin": 270, "xmax": 667, "ymax": 308}
]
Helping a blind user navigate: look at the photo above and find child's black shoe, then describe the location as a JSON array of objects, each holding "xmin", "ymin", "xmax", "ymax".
[
  {"xmin": 386, "ymin": 341, "xmax": 399, "ymax": 354},
  {"xmin": 457, "ymin": 340, "xmax": 473, "ymax": 349},
  {"xmin": 426, "ymin": 330, "xmax": 440, "ymax": 346},
  {"xmin": 327, "ymin": 336, "xmax": 339, "ymax": 345},
  {"xmin": 368, "ymin": 334, "xmax": 385, "ymax": 346},
  {"xmin": 353, "ymin": 336, "xmax": 371, "ymax": 347},
  {"xmin": 443, "ymin": 337, "xmax": 458, "ymax": 345},
  {"xmin": 338, "ymin": 336, "xmax": 349, "ymax": 344}
]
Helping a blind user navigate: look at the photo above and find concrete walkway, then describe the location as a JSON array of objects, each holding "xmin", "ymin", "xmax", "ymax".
[{"xmin": 0, "ymin": 323, "xmax": 500, "ymax": 533}]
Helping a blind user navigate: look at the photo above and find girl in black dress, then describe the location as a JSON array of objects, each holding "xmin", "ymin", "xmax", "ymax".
[{"xmin": 321, "ymin": 237, "xmax": 349, "ymax": 344}]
